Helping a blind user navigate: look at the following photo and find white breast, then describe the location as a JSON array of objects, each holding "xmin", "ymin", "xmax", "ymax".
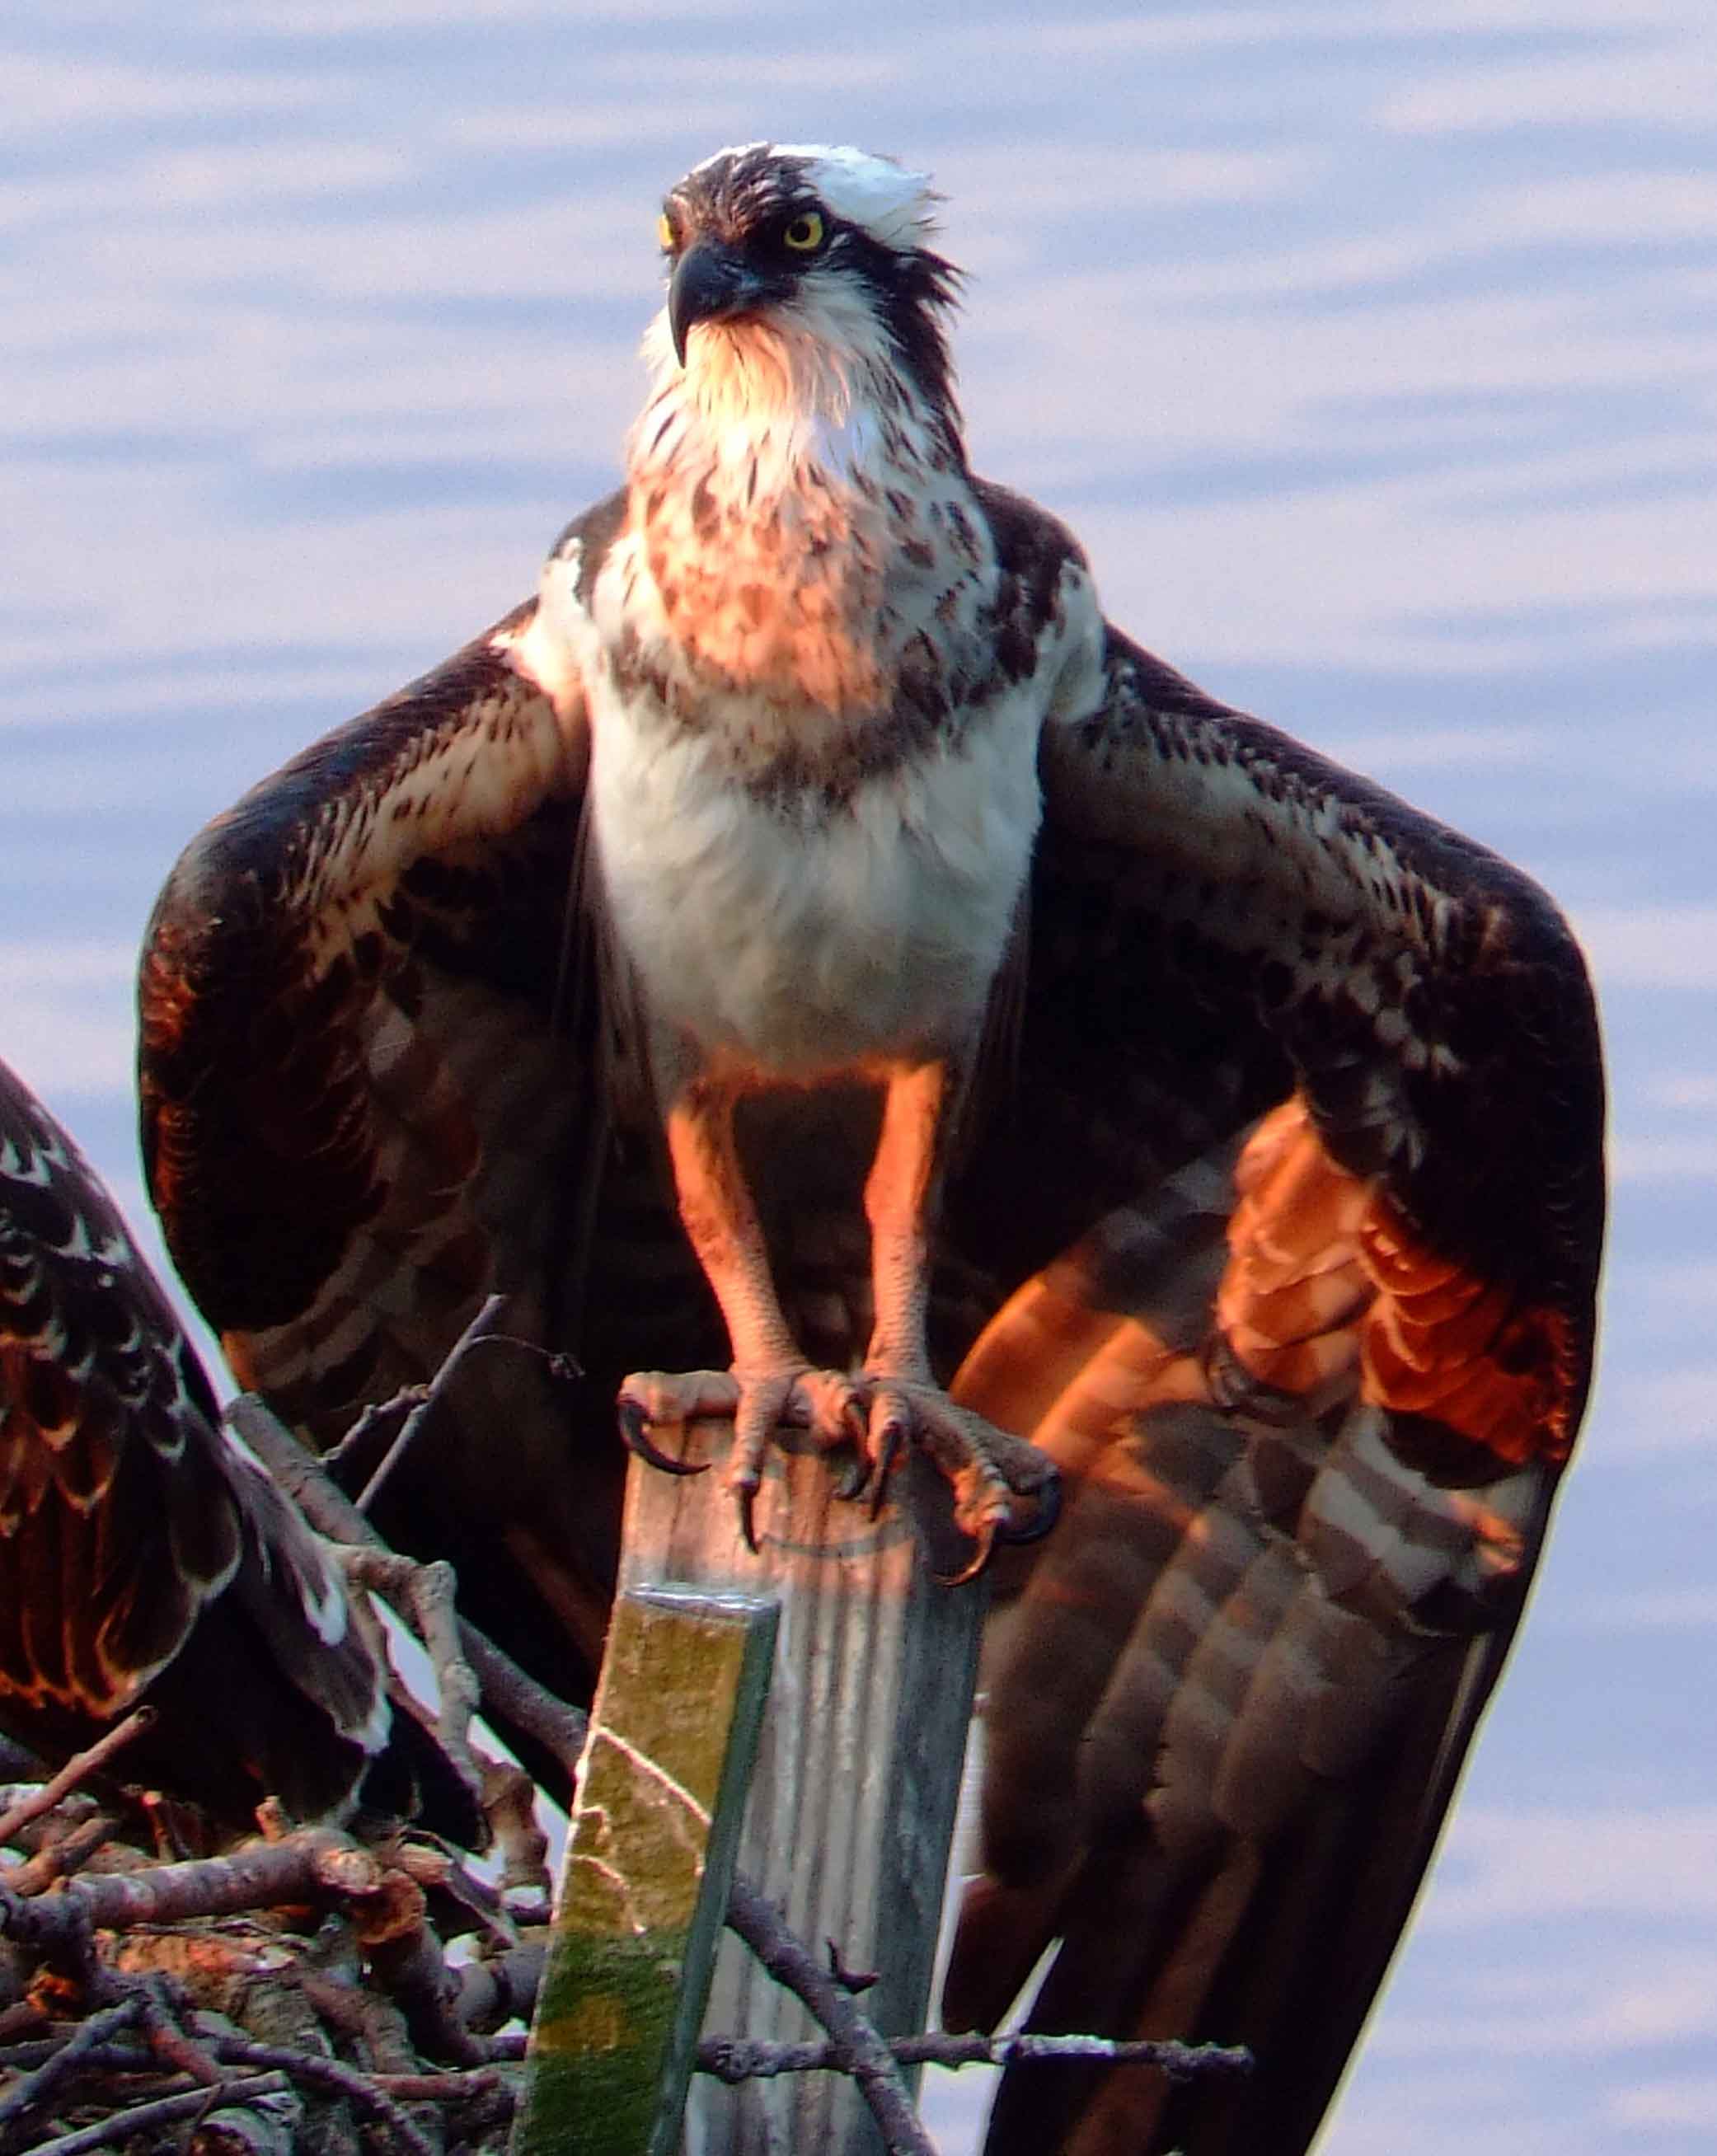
[
  {"xmin": 537, "ymin": 309, "xmax": 1100, "ymax": 1087},
  {"xmin": 587, "ymin": 679, "xmax": 1044, "ymax": 1079}
]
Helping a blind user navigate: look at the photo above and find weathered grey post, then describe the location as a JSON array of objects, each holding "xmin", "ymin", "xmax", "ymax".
[{"xmin": 622, "ymin": 1419, "xmax": 988, "ymax": 2153}]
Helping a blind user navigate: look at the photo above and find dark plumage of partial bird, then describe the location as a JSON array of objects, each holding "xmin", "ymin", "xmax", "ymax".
[
  {"xmin": 0, "ymin": 1053, "xmax": 468, "ymax": 1835},
  {"xmin": 136, "ymin": 144, "xmax": 1604, "ymax": 2152}
]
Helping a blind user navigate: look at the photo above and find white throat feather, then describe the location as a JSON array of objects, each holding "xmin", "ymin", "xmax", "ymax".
[{"xmin": 631, "ymin": 287, "xmax": 922, "ymax": 498}]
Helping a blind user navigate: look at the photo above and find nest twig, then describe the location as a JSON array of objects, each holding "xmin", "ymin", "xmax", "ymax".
[{"xmin": 1, "ymin": 1380, "xmax": 1252, "ymax": 2156}]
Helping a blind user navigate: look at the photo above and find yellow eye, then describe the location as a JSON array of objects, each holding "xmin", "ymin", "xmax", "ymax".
[
  {"xmin": 782, "ymin": 210, "xmax": 825, "ymax": 252},
  {"xmin": 656, "ymin": 212, "xmax": 675, "ymax": 251}
]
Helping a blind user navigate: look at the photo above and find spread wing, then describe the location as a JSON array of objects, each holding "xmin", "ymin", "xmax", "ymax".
[
  {"xmin": 0, "ymin": 1054, "xmax": 406, "ymax": 1825},
  {"xmin": 134, "ymin": 470, "xmax": 1602, "ymax": 2147},
  {"xmin": 138, "ymin": 492, "xmax": 741, "ymax": 1769},
  {"xmin": 137, "ymin": 528, "xmax": 674, "ymax": 1764},
  {"xmin": 938, "ymin": 612, "xmax": 1605, "ymax": 2155}
]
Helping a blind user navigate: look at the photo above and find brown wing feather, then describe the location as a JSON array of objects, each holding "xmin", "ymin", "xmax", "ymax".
[
  {"xmin": 138, "ymin": 587, "xmax": 641, "ymax": 1741},
  {"xmin": 940, "ymin": 622, "xmax": 1603, "ymax": 2155},
  {"xmin": 135, "ymin": 530, "xmax": 741, "ymax": 1769},
  {"xmin": 0, "ymin": 1056, "xmax": 412, "ymax": 1826}
]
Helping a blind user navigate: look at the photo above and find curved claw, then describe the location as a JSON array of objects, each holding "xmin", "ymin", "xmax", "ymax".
[
  {"xmin": 868, "ymin": 1417, "xmax": 908, "ymax": 1520},
  {"xmin": 735, "ymin": 1478, "xmax": 762, "ymax": 1554},
  {"xmin": 996, "ymin": 1463, "xmax": 1063, "ymax": 1547},
  {"xmin": 935, "ymin": 1462, "xmax": 1062, "ymax": 1587},
  {"xmin": 824, "ymin": 1392, "xmax": 871, "ymax": 1502},
  {"xmin": 617, "ymin": 1398, "xmax": 710, "ymax": 1477},
  {"xmin": 935, "ymin": 1519, "xmax": 999, "ymax": 1591}
]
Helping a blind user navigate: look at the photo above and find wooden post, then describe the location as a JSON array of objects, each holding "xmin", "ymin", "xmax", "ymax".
[
  {"xmin": 622, "ymin": 1419, "xmax": 988, "ymax": 2154},
  {"xmin": 513, "ymin": 1584, "xmax": 777, "ymax": 2156}
]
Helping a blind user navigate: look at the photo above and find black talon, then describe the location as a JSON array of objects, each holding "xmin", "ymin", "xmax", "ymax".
[
  {"xmin": 935, "ymin": 1519, "xmax": 997, "ymax": 1590},
  {"xmin": 617, "ymin": 1398, "xmax": 709, "ymax": 1476},
  {"xmin": 997, "ymin": 1464, "xmax": 1063, "ymax": 1547},
  {"xmin": 736, "ymin": 1479, "xmax": 761, "ymax": 1554},
  {"xmin": 835, "ymin": 1398, "xmax": 872, "ymax": 1501},
  {"xmin": 868, "ymin": 1418, "xmax": 907, "ymax": 1519}
]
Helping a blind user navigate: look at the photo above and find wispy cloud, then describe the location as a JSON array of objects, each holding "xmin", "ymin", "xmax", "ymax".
[
  {"xmin": 1580, "ymin": 1365, "xmax": 1717, "ymax": 1455},
  {"xmin": 1376, "ymin": 1947, "xmax": 1717, "ymax": 2058},
  {"xmin": 1608, "ymin": 1138, "xmax": 1717, "ymax": 1184},
  {"xmin": 1607, "ymin": 2076, "xmax": 1717, "ymax": 2130},
  {"xmin": 1546, "ymin": 1587, "xmax": 1717, "ymax": 1632},
  {"xmin": 4, "ymin": 55, "xmax": 337, "ymax": 134},
  {"xmin": 1643, "ymin": 1075, "xmax": 1717, "ymax": 1112},
  {"xmin": 1382, "ymin": 49, "xmax": 1717, "ymax": 134},
  {"xmin": 1571, "ymin": 908, "xmax": 1717, "ymax": 991},
  {"xmin": 0, "ymin": 944, "xmax": 137, "ymax": 1094},
  {"xmin": 1426, "ymin": 1808, "xmax": 1717, "ymax": 1928}
]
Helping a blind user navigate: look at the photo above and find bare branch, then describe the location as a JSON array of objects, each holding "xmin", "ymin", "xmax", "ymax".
[
  {"xmin": 227, "ymin": 1395, "xmax": 592, "ymax": 1783},
  {"xmin": 134, "ymin": 1979, "xmax": 223, "ymax": 2086},
  {"xmin": 348, "ymin": 1295, "xmax": 509, "ymax": 1512},
  {"xmin": 329, "ymin": 1296, "xmax": 581, "ymax": 1520},
  {"xmin": 726, "ymin": 1876, "xmax": 936, "ymax": 2156},
  {"xmin": 0, "ymin": 1994, "xmax": 147, "ymax": 2143},
  {"xmin": 697, "ymin": 2027, "xmax": 1255, "ymax": 2083},
  {"xmin": 335, "ymin": 1546, "xmax": 485, "ymax": 1798},
  {"xmin": 8, "ymin": 1830, "xmax": 345, "ymax": 1933},
  {"xmin": 0, "ymin": 1712, "xmax": 155, "ymax": 1848},
  {"xmin": 371, "ymin": 2067, "xmax": 506, "ymax": 2103},
  {"xmin": 346, "ymin": 1872, "xmax": 490, "ymax": 2069},
  {"xmin": 201, "ymin": 2036, "xmax": 441, "ymax": 2156},
  {"xmin": 0, "ymin": 1881, "xmax": 101, "ymax": 1995},
  {"xmin": 1, "ymin": 1812, "xmax": 115, "ymax": 1896},
  {"xmin": 26, "ymin": 2072, "xmax": 290, "ymax": 2156}
]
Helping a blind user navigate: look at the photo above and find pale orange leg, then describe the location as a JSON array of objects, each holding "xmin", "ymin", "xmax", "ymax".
[
  {"xmin": 617, "ymin": 1076, "xmax": 866, "ymax": 1546},
  {"xmin": 859, "ymin": 1063, "xmax": 1059, "ymax": 1578},
  {"xmin": 617, "ymin": 1064, "xmax": 1058, "ymax": 1572}
]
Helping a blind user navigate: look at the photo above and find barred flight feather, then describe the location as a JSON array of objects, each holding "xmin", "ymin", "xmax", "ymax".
[{"xmin": 0, "ymin": 1056, "xmax": 474, "ymax": 1835}]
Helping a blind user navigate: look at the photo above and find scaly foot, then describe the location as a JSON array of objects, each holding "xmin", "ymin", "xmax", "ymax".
[{"xmin": 616, "ymin": 1365, "xmax": 1059, "ymax": 1580}]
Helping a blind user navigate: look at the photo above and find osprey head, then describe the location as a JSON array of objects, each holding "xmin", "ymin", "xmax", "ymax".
[{"xmin": 655, "ymin": 143, "xmax": 959, "ymax": 415}]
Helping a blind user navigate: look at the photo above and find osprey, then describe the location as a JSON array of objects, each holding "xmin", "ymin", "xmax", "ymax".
[
  {"xmin": 0, "ymin": 1056, "xmax": 454, "ymax": 1829},
  {"xmin": 138, "ymin": 145, "xmax": 1604, "ymax": 2153}
]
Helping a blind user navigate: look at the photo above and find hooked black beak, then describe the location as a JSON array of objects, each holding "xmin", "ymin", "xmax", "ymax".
[{"xmin": 668, "ymin": 240, "xmax": 765, "ymax": 365}]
